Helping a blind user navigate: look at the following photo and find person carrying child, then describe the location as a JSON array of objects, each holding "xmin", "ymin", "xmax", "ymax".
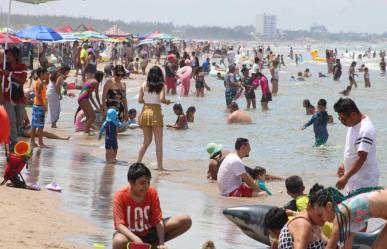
[
  {"xmin": 301, "ymin": 99, "xmax": 329, "ymax": 147},
  {"xmin": 112, "ymin": 163, "xmax": 191, "ymax": 249},
  {"xmin": 99, "ymin": 108, "xmax": 123, "ymax": 164}
]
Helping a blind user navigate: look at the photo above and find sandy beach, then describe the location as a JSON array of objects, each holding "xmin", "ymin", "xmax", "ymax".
[{"xmin": 0, "ymin": 187, "xmax": 101, "ymax": 249}]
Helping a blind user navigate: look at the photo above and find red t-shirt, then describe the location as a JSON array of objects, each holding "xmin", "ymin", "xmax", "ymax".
[
  {"xmin": 113, "ymin": 186, "xmax": 163, "ymax": 237},
  {"xmin": 0, "ymin": 63, "xmax": 28, "ymax": 104}
]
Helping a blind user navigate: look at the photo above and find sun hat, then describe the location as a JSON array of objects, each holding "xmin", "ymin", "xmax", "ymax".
[
  {"xmin": 206, "ymin": 143, "xmax": 223, "ymax": 159},
  {"xmin": 106, "ymin": 108, "xmax": 118, "ymax": 122}
]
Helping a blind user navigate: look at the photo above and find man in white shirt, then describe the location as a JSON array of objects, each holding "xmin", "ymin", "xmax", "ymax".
[
  {"xmin": 217, "ymin": 138, "xmax": 267, "ymax": 197},
  {"xmin": 334, "ymin": 98, "xmax": 379, "ymax": 193}
]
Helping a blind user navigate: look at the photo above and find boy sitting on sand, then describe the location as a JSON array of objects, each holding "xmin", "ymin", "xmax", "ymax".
[
  {"xmin": 283, "ymin": 175, "xmax": 309, "ymax": 216},
  {"xmin": 112, "ymin": 163, "xmax": 191, "ymax": 249}
]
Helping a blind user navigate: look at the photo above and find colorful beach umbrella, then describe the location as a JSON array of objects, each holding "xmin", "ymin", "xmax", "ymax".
[
  {"xmin": 0, "ymin": 32, "xmax": 22, "ymax": 44},
  {"xmin": 149, "ymin": 33, "xmax": 175, "ymax": 40},
  {"xmin": 16, "ymin": 25, "xmax": 62, "ymax": 41}
]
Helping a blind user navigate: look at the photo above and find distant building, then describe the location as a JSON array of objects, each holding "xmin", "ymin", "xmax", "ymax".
[
  {"xmin": 256, "ymin": 14, "xmax": 277, "ymax": 38},
  {"xmin": 310, "ymin": 25, "xmax": 328, "ymax": 33}
]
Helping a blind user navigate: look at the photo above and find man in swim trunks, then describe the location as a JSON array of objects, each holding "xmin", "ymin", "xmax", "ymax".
[
  {"xmin": 334, "ymin": 98, "xmax": 379, "ymax": 193},
  {"xmin": 217, "ymin": 138, "xmax": 267, "ymax": 197}
]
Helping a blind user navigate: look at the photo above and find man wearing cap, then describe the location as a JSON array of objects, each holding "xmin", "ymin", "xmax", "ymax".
[
  {"xmin": 216, "ymin": 138, "xmax": 267, "ymax": 197},
  {"xmin": 164, "ymin": 53, "xmax": 178, "ymax": 95}
]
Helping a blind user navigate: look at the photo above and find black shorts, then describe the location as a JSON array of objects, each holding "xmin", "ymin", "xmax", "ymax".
[
  {"xmin": 244, "ymin": 91, "xmax": 256, "ymax": 100},
  {"xmin": 261, "ymin": 93, "xmax": 272, "ymax": 103},
  {"xmin": 105, "ymin": 138, "xmax": 118, "ymax": 150},
  {"xmin": 113, "ymin": 217, "xmax": 170, "ymax": 245},
  {"xmin": 195, "ymin": 80, "xmax": 204, "ymax": 89}
]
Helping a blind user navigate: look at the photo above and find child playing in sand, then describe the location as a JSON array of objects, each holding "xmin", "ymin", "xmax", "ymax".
[
  {"xmin": 112, "ymin": 163, "xmax": 191, "ymax": 249},
  {"xmin": 31, "ymin": 67, "xmax": 49, "ymax": 148},
  {"xmin": 99, "ymin": 108, "xmax": 123, "ymax": 164},
  {"xmin": 364, "ymin": 67, "xmax": 371, "ymax": 88},
  {"xmin": 167, "ymin": 104, "xmax": 188, "ymax": 129},
  {"xmin": 301, "ymin": 99, "xmax": 329, "ymax": 147},
  {"xmin": 186, "ymin": 106, "xmax": 196, "ymax": 123},
  {"xmin": 252, "ymin": 166, "xmax": 272, "ymax": 196},
  {"xmin": 339, "ymin": 85, "xmax": 352, "ymax": 96},
  {"xmin": 283, "ymin": 175, "xmax": 309, "ymax": 216}
]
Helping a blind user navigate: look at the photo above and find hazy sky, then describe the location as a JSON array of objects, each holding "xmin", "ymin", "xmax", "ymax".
[{"xmin": 1, "ymin": 0, "xmax": 386, "ymax": 33}]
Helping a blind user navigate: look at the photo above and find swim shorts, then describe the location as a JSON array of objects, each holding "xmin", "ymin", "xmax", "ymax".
[
  {"xmin": 261, "ymin": 93, "xmax": 272, "ymax": 103},
  {"xmin": 105, "ymin": 137, "xmax": 118, "ymax": 150},
  {"xmin": 31, "ymin": 105, "xmax": 45, "ymax": 129},
  {"xmin": 225, "ymin": 88, "xmax": 237, "ymax": 106},
  {"xmin": 228, "ymin": 183, "xmax": 254, "ymax": 197}
]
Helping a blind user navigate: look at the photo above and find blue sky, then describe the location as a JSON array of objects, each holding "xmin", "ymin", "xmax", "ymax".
[{"xmin": 0, "ymin": 0, "xmax": 386, "ymax": 33}]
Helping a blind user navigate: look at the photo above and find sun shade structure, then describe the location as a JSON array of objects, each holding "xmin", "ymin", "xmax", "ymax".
[
  {"xmin": 0, "ymin": 33, "xmax": 22, "ymax": 44},
  {"xmin": 16, "ymin": 25, "xmax": 63, "ymax": 41}
]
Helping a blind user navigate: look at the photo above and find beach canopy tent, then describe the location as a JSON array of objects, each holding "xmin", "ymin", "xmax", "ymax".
[
  {"xmin": 105, "ymin": 25, "xmax": 129, "ymax": 37},
  {"xmin": 55, "ymin": 25, "xmax": 74, "ymax": 33},
  {"xmin": 74, "ymin": 24, "xmax": 95, "ymax": 33},
  {"xmin": 144, "ymin": 31, "xmax": 160, "ymax": 39},
  {"xmin": 0, "ymin": 33, "xmax": 22, "ymax": 44},
  {"xmin": 16, "ymin": 25, "xmax": 63, "ymax": 41}
]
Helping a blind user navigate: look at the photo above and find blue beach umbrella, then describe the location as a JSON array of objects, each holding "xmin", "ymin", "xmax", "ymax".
[{"xmin": 16, "ymin": 25, "xmax": 63, "ymax": 41}]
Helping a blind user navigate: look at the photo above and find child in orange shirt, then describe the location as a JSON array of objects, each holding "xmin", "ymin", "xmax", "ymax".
[
  {"xmin": 112, "ymin": 163, "xmax": 191, "ymax": 249},
  {"xmin": 31, "ymin": 67, "xmax": 49, "ymax": 148}
]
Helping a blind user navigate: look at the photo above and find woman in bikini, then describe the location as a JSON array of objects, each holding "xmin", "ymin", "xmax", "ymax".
[{"xmin": 102, "ymin": 65, "xmax": 128, "ymax": 122}]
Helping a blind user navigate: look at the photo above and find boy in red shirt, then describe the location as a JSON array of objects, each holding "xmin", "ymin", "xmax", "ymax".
[{"xmin": 112, "ymin": 163, "xmax": 191, "ymax": 249}]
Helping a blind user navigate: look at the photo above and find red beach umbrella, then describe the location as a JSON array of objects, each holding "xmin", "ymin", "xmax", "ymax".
[{"xmin": 0, "ymin": 33, "xmax": 22, "ymax": 44}]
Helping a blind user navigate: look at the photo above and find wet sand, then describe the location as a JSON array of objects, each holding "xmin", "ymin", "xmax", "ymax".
[{"xmin": 1, "ymin": 47, "xmax": 387, "ymax": 248}]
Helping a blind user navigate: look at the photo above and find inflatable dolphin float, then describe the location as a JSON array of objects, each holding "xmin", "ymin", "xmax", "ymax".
[{"xmin": 223, "ymin": 205, "xmax": 384, "ymax": 249}]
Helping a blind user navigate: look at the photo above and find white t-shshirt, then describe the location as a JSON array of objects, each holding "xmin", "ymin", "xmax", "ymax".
[
  {"xmin": 343, "ymin": 116, "xmax": 379, "ymax": 192},
  {"xmin": 217, "ymin": 153, "xmax": 246, "ymax": 196}
]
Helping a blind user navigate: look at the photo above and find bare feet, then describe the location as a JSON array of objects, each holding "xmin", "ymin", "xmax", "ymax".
[
  {"xmin": 38, "ymin": 143, "xmax": 49, "ymax": 148},
  {"xmin": 51, "ymin": 124, "xmax": 57, "ymax": 128},
  {"xmin": 30, "ymin": 141, "xmax": 38, "ymax": 147}
]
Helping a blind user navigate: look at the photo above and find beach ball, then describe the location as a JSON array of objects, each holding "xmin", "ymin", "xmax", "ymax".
[{"xmin": 0, "ymin": 106, "xmax": 10, "ymax": 144}]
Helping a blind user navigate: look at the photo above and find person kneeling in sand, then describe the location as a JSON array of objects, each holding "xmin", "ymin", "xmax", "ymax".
[
  {"xmin": 112, "ymin": 163, "xmax": 191, "ymax": 249},
  {"xmin": 227, "ymin": 102, "xmax": 252, "ymax": 124}
]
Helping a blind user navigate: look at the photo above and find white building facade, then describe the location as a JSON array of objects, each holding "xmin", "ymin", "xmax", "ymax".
[{"xmin": 256, "ymin": 14, "xmax": 277, "ymax": 38}]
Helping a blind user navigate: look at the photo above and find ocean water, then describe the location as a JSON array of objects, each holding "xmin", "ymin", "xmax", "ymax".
[{"xmin": 1, "ymin": 45, "xmax": 387, "ymax": 249}]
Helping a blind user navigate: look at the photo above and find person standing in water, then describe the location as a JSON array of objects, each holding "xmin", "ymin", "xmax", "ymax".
[
  {"xmin": 333, "ymin": 59, "xmax": 342, "ymax": 81},
  {"xmin": 334, "ymin": 98, "xmax": 379, "ymax": 192},
  {"xmin": 270, "ymin": 61, "xmax": 279, "ymax": 96},
  {"xmin": 379, "ymin": 57, "xmax": 386, "ymax": 75},
  {"xmin": 137, "ymin": 66, "xmax": 173, "ymax": 171},
  {"xmin": 224, "ymin": 65, "xmax": 242, "ymax": 108},
  {"xmin": 348, "ymin": 61, "xmax": 358, "ymax": 88},
  {"xmin": 253, "ymin": 72, "xmax": 272, "ymax": 111},
  {"xmin": 301, "ymin": 99, "xmax": 329, "ymax": 147},
  {"xmin": 364, "ymin": 67, "xmax": 371, "ymax": 88}
]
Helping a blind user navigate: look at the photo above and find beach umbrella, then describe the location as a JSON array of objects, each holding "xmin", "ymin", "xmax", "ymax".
[
  {"xmin": 16, "ymin": 25, "xmax": 63, "ymax": 41},
  {"xmin": 150, "ymin": 33, "xmax": 175, "ymax": 40},
  {"xmin": 0, "ymin": 33, "xmax": 22, "ymax": 44},
  {"xmin": 57, "ymin": 32, "xmax": 78, "ymax": 42}
]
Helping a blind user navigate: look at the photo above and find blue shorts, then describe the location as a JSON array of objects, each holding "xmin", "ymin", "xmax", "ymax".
[
  {"xmin": 105, "ymin": 137, "xmax": 118, "ymax": 150},
  {"xmin": 31, "ymin": 105, "xmax": 45, "ymax": 129},
  {"xmin": 225, "ymin": 88, "xmax": 236, "ymax": 106}
]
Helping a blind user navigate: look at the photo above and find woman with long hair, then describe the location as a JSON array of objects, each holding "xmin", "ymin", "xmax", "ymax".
[{"xmin": 137, "ymin": 66, "xmax": 172, "ymax": 170}]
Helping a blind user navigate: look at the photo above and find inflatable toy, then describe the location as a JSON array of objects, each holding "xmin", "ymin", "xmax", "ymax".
[
  {"xmin": 310, "ymin": 49, "xmax": 327, "ymax": 62},
  {"xmin": 223, "ymin": 204, "xmax": 384, "ymax": 248},
  {"xmin": 14, "ymin": 141, "xmax": 32, "ymax": 157},
  {"xmin": 0, "ymin": 106, "xmax": 10, "ymax": 144}
]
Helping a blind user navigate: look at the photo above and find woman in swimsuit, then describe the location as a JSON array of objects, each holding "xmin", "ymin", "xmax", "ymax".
[
  {"xmin": 78, "ymin": 70, "xmax": 103, "ymax": 134},
  {"xmin": 307, "ymin": 184, "xmax": 387, "ymax": 249},
  {"xmin": 102, "ymin": 65, "xmax": 128, "ymax": 122},
  {"xmin": 348, "ymin": 61, "xmax": 358, "ymax": 88}
]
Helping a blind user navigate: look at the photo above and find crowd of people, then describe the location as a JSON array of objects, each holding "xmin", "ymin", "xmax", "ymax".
[{"xmin": 1, "ymin": 39, "xmax": 387, "ymax": 249}]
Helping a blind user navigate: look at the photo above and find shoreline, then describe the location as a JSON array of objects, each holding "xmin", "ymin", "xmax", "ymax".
[{"xmin": 0, "ymin": 186, "xmax": 101, "ymax": 249}]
